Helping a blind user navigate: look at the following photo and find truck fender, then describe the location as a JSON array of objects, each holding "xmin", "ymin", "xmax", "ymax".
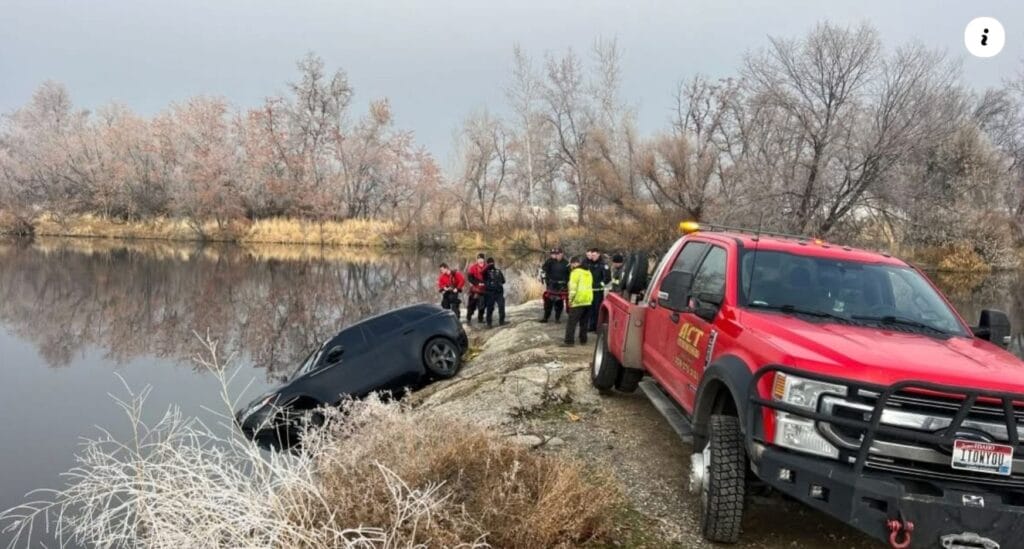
[{"xmin": 692, "ymin": 354, "xmax": 754, "ymax": 449}]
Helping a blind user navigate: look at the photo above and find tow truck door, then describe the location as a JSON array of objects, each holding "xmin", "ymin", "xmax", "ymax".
[
  {"xmin": 675, "ymin": 245, "xmax": 728, "ymax": 409},
  {"xmin": 643, "ymin": 240, "xmax": 709, "ymax": 409}
]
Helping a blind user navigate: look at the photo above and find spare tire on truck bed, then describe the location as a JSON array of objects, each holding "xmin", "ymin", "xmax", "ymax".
[{"xmin": 623, "ymin": 251, "xmax": 648, "ymax": 295}]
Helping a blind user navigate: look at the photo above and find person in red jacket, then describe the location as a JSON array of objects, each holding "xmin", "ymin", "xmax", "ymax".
[
  {"xmin": 437, "ymin": 263, "xmax": 466, "ymax": 320},
  {"xmin": 465, "ymin": 253, "xmax": 487, "ymax": 325}
]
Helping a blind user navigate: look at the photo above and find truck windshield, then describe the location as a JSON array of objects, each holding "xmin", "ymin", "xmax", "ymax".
[{"xmin": 739, "ymin": 250, "xmax": 966, "ymax": 336}]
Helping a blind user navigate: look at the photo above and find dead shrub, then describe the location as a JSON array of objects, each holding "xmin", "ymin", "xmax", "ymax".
[
  {"xmin": 305, "ymin": 400, "xmax": 622, "ymax": 548},
  {"xmin": 935, "ymin": 241, "xmax": 993, "ymax": 273}
]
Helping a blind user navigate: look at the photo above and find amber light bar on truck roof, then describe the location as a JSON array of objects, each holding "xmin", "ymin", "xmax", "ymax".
[{"xmin": 679, "ymin": 220, "xmax": 823, "ymax": 244}]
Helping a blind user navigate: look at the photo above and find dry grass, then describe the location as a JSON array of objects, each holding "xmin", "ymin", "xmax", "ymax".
[
  {"xmin": 305, "ymin": 402, "xmax": 621, "ymax": 549},
  {"xmin": 19, "ymin": 212, "xmax": 621, "ymax": 253},
  {"xmin": 505, "ymin": 272, "xmax": 546, "ymax": 303},
  {"xmin": 33, "ymin": 213, "xmax": 246, "ymax": 241},
  {"xmin": 0, "ymin": 333, "xmax": 622, "ymax": 549},
  {"xmin": 241, "ymin": 217, "xmax": 399, "ymax": 247},
  {"xmin": 30, "ymin": 214, "xmax": 402, "ymax": 248}
]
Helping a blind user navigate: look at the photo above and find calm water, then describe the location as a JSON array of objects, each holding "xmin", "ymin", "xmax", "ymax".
[
  {"xmin": 0, "ymin": 238, "xmax": 540, "ymax": 544},
  {"xmin": 0, "ymin": 238, "xmax": 1021, "ymax": 543}
]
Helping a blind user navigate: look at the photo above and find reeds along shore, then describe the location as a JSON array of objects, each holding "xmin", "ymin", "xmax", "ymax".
[{"xmin": 4, "ymin": 213, "xmax": 592, "ymax": 253}]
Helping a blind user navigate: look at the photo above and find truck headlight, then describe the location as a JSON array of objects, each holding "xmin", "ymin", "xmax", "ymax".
[{"xmin": 772, "ymin": 372, "xmax": 847, "ymax": 459}]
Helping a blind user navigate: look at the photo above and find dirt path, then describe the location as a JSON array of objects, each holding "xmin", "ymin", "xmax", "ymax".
[{"xmin": 418, "ymin": 302, "xmax": 882, "ymax": 548}]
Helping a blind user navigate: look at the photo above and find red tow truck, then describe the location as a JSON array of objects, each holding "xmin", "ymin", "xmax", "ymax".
[{"xmin": 593, "ymin": 221, "xmax": 1021, "ymax": 548}]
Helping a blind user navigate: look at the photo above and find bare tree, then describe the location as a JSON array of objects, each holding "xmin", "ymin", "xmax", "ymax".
[
  {"xmin": 454, "ymin": 110, "xmax": 511, "ymax": 229},
  {"xmin": 542, "ymin": 48, "xmax": 592, "ymax": 225}
]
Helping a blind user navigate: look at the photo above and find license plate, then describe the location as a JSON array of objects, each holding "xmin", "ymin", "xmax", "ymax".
[{"xmin": 951, "ymin": 439, "xmax": 1014, "ymax": 476}]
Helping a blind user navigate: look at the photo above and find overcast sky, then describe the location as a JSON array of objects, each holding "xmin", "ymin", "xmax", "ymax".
[{"xmin": 3, "ymin": 0, "xmax": 1023, "ymax": 162}]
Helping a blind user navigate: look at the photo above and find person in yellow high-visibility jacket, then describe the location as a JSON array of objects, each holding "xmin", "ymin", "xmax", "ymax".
[{"xmin": 563, "ymin": 256, "xmax": 594, "ymax": 346}]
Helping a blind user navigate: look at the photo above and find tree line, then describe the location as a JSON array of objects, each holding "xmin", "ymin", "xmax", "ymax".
[{"xmin": 2, "ymin": 22, "xmax": 1023, "ymax": 263}]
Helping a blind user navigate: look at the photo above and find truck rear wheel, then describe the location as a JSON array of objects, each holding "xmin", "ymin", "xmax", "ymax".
[
  {"xmin": 591, "ymin": 325, "xmax": 621, "ymax": 393},
  {"xmin": 615, "ymin": 367, "xmax": 643, "ymax": 393},
  {"xmin": 698, "ymin": 415, "xmax": 746, "ymax": 543}
]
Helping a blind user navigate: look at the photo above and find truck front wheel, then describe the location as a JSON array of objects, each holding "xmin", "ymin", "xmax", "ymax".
[
  {"xmin": 591, "ymin": 324, "xmax": 621, "ymax": 393},
  {"xmin": 696, "ymin": 414, "xmax": 746, "ymax": 543}
]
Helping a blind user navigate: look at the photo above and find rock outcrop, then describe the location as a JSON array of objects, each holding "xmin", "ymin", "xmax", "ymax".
[{"xmin": 412, "ymin": 300, "xmax": 599, "ymax": 426}]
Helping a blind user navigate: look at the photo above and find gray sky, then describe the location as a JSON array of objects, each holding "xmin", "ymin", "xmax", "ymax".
[{"xmin": 3, "ymin": 0, "xmax": 1023, "ymax": 162}]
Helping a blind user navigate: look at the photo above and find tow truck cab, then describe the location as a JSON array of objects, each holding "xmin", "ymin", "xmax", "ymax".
[{"xmin": 595, "ymin": 222, "xmax": 1022, "ymax": 548}]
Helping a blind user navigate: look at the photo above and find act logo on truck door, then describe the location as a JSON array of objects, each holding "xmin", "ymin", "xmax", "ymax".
[
  {"xmin": 676, "ymin": 320, "xmax": 706, "ymax": 373},
  {"xmin": 677, "ymin": 322, "xmax": 705, "ymax": 358}
]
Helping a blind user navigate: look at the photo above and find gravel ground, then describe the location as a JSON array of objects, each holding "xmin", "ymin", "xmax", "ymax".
[{"xmin": 506, "ymin": 319, "xmax": 884, "ymax": 549}]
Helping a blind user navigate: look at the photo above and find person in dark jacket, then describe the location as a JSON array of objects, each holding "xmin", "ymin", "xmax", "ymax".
[
  {"xmin": 610, "ymin": 253, "xmax": 625, "ymax": 291},
  {"xmin": 465, "ymin": 253, "xmax": 487, "ymax": 325},
  {"xmin": 482, "ymin": 257, "xmax": 507, "ymax": 328},
  {"xmin": 539, "ymin": 248, "xmax": 569, "ymax": 323},
  {"xmin": 582, "ymin": 247, "xmax": 611, "ymax": 332},
  {"xmin": 437, "ymin": 263, "xmax": 466, "ymax": 320}
]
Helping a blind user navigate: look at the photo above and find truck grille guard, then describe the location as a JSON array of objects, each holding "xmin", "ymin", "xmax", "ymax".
[{"xmin": 746, "ymin": 366, "xmax": 1024, "ymax": 487}]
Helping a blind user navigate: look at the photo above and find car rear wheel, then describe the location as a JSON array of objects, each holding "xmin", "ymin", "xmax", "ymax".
[
  {"xmin": 591, "ymin": 324, "xmax": 621, "ymax": 393},
  {"xmin": 423, "ymin": 337, "xmax": 462, "ymax": 379},
  {"xmin": 697, "ymin": 414, "xmax": 746, "ymax": 543}
]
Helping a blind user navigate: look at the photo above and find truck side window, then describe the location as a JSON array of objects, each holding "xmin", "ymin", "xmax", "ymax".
[
  {"xmin": 691, "ymin": 246, "xmax": 727, "ymax": 300},
  {"xmin": 670, "ymin": 242, "xmax": 708, "ymax": 274}
]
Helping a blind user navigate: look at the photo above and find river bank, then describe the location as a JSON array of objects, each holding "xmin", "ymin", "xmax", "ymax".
[
  {"xmin": 1, "ymin": 213, "xmax": 594, "ymax": 253},
  {"xmin": 419, "ymin": 300, "xmax": 879, "ymax": 547}
]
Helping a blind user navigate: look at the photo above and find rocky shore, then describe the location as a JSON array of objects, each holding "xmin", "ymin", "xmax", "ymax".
[{"xmin": 413, "ymin": 300, "xmax": 881, "ymax": 548}]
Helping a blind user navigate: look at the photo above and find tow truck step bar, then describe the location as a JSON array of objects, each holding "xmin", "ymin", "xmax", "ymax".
[{"xmin": 639, "ymin": 380, "xmax": 694, "ymax": 443}]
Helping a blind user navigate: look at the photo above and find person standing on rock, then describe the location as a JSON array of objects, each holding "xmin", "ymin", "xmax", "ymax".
[
  {"xmin": 483, "ymin": 257, "xmax": 507, "ymax": 328},
  {"xmin": 437, "ymin": 263, "xmax": 466, "ymax": 320},
  {"xmin": 465, "ymin": 253, "xmax": 487, "ymax": 325},
  {"xmin": 563, "ymin": 255, "xmax": 594, "ymax": 346},
  {"xmin": 582, "ymin": 247, "xmax": 611, "ymax": 333},
  {"xmin": 539, "ymin": 248, "xmax": 569, "ymax": 323}
]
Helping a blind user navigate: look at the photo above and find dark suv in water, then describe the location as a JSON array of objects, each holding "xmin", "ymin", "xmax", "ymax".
[{"xmin": 237, "ymin": 304, "xmax": 468, "ymax": 441}]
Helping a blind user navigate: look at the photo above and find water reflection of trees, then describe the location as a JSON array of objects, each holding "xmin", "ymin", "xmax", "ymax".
[{"xmin": 0, "ymin": 239, "xmax": 538, "ymax": 376}]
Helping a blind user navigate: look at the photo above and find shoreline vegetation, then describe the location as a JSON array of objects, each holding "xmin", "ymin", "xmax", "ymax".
[
  {"xmin": 2, "ymin": 212, "xmax": 1022, "ymax": 272},
  {"xmin": 1, "ymin": 213, "xmax": 590, "ymax": 254}
]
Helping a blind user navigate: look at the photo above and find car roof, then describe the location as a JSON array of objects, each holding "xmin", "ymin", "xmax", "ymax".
[
  {"xmin": 342, "ymin": 303, "xmax": 443, "ymax": 332},
  {"xmin": 692, "ymin": 231, "xmax": 908, "ymax": 267}
]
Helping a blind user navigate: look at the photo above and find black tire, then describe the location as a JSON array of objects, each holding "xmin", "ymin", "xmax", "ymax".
[
  {"xmin": 423, "ymin": 337, "xmax": 462, "ymax": 379},
  {"xmin": 618, "ymin": 254, "xmax": 635, "ymax": 296},
  {"xmin": 625, "ymin": 252, "xmax": 648, "ymax": 295},
  {"xmin": 615, "ymin": 367, "xmax": 643, "ymax": 393},
  {"xmin": 699, "ymin": 415, "xmax": 746, "ymax": 543},
  {"xmin": 591, "ymin": 325, "xmax": 622, "ymax": 392}
]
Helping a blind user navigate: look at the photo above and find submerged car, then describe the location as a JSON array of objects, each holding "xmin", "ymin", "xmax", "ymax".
[{"xmin": 237, "ymin": 303, "xmax": 468, "ymax": 441}]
